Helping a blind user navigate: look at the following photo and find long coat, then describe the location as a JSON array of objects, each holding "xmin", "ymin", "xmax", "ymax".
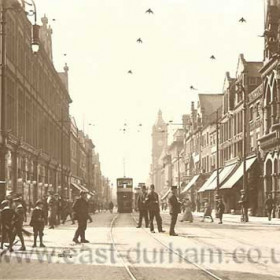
[
  {"xmin": 72, "ymin": 198, "xmax": 89, "ymax": 220},
  {"xmin": 168, "ymin": 193, "xmax": 181, "ymax": 215},
  {"xmin": 137, "ymin": 192, "xmax": 148, "ymax": 211},
  {"xmin": 146, "ymin": 192, "xmax": 160, "ymax": 212}
]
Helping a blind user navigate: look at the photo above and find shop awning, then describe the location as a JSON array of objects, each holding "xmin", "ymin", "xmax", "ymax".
[
  {"xmin": 181, "ymin": 175, "xmax": 200, "ymax": 194},
  {"xmin": 204, "ymin": 163, "xmax": 237, "ymax": 192},
  {"xmin": 198, "ymin": 169, "xmax": 221, "ymax": 193},
  {"xmin": 71, "ymin": 183, "xmax": 83, "ymax": 192},
  {"xmin": 161, "ymin": 189, "xmax": 170, "ymax": 200},
  {"xmin": 220, "ymin": 156, "xmax": 257, "ymax": 190}
]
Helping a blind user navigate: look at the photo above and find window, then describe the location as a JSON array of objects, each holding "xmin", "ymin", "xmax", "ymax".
[
  {"xmin": 256, "ymin": 102, "xmax": 260, "ymax": 118},
  {"xmin": 249, "ymin": 106, "xmax": 253, "ymax": 121},
  {"xmin": 249, "ymin": 77, "xmax": 257, "ymax": 85}
]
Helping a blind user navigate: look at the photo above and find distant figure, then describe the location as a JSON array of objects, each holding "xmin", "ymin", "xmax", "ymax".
[
  {"xmin": 168, "ymin": 186, "xmax": 181, "ymax": 236},
  {"xmin": 136, "ymin": 185, "xmax": 149, "ymax": 228},
  {"xmin": 201, "ymin": 200, "xmax": 214, "ymax": 222},
  {"xmin": 47, "ymin": 192, "xmax": 56, "ymax": 229},
  {"xmin": 108, "ymin": 201, "xmax": 114, "ymax": 214},
  {"xmin": 216, "ymin": 197, "xmax": 225, "ymax": 224},
  {"xmin": 62, "ymin": 198, "xmax": 75, "ymax": 224},
  {"xmin": 239, "ymin": 190, "xmax": 248, "ymax": 222},
  {"xmin": 30, "ymin": 200, "xmax": 46, "ymax": 248},
  {"xmin": 265, "ymin": 194, "xmax": 275, "ymax": 221},
  {"xmin": 146, "ymin": 185, "xmax": 164, "ymax": 233},
  {"xmin": 180, "ymin": 198, "xmax": 193, "ymax": 223}
]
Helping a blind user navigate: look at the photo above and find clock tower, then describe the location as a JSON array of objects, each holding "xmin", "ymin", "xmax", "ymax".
[{"xmin": 150, "ymin": 110, "xmax": 168, "ymax": 189}]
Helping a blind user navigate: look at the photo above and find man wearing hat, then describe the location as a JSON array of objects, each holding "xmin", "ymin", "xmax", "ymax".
[
  {"xmin": 0, "ymin": 200, "xmax": 15, "ymax": 252},
  {"xmin": 72, "ymin": 190, "xmax": 89, "ymax": 243},
  {"xmin": 136, "ymin": 185, "xmax": 149, "ymax": 228},
  {"xmin": 30, "ymin": 200, "xmax": 46, "ymax": 248},
  {"xmin": 168, "ymin": 186, "xmax": 181, "ymax": 236},
  {"xmin": 239, "ymin": 189, "xmax": 248, "ymax": 222},
  {"xmin": 146, "ymin": 184, "xmax": 164, "ymax": 233}
]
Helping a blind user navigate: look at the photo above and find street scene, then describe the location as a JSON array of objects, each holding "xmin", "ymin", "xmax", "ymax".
[{"xmin": 1, "ymin": 0, "xmax": 280, "ymax": 279}]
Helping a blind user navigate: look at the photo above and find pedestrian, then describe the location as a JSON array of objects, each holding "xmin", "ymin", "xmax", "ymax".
[
  {"xmin": 168, "ymin": 186, "xmax": 181, "ymax": 236},
  {"xmin": 11, "ymin": 198, "xmax": 26, "ymax": 251},
  {"xmin": 30, "ymin": 200, "xmax": 46, "ymax": 248},
  {"xmin": 265, "ymin": 193, "xmax": 275, "ymax": 221},
  {"xmin": 216, "ymin": 197, "xmax": 225, "ymax": 224},
  {"xmin": 180, "ymin": 198, "xmax": 193, "ymax": 223},
  {"xmin": 62, "ymin": 198, "xmax": 75, "ymax": 224},
  {"xmin": 42, "ymin": 195, "xmax": 49, "ymax": 225},
  {"xmin": 136, "ymin": 185, "xmax": 149, "ymax": 228},
  {"xmin": 47, "ymin": 192, "xmax": 56, "ymax": 229},
  {"xmin": 17, "ymin": 194, "xmax": 27, "ymax": 222},
  {"xmin": 0, "ymin": 200, "xmax": 15, "ymax": 252},
  {"xmin": 108, "ymin": 201, "xmax": 114, "ymax": 214},
  {"xmin": 72, "ymin": 191, "xmax": 90, "ymax": 243},
  {"xmin": 146, "ymin": 184, "xmax": 164, "ymax": 233},
  {"xmin": 201, "ymin": 200, "xmax": 214, "ymax": 222},
  {"xmin": 239, "ymin": 190, "xmax": 249, "ymax": 222}
]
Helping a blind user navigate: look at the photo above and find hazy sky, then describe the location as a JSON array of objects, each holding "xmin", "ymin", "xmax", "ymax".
[{"xmin": 34, "ymin": 0, "xmax": 265, "ymax": 185}]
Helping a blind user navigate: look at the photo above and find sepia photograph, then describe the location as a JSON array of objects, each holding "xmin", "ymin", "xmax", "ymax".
[{"xmin": 0, "ymin": 0, "xmax": 280, "ymax": 279}]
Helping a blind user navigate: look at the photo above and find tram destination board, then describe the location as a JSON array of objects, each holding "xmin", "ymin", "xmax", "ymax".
[{"xmin": 117, "ymin": 178, "xmax": 133, "ymax": 213}]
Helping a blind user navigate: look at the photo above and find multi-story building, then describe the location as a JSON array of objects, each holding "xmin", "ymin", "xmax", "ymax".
[
  {"xmin": 259, "ymin": 0, "xmax": 280, "ymax": 211},
  {"xmin": 0, "ymin": 8, "xmax": 72, "ymax": 206}
]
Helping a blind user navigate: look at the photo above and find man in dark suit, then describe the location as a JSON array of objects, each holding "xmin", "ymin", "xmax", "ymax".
[
  {"xmin": 72, "ymin": 191, "xmax": 89, "ymax": 243},
  {"xmin": 168, "ymin": 186, "xmax": 181, "ymax": 236},
  {"xmin": 146, "ymin": 184, "xmax": 164, "ymax": 233},
  {"xmin": 136, "ymin": 185, "xmax": 149, "ymax": 228}
]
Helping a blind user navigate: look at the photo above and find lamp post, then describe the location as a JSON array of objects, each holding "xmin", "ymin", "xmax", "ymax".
[
  {"xmin": 237, "ymin": 71, "xmax": 249, "ymax": 222},
  {"xmin": 0, "ymin": 0, "xmax": 39, "ymax": 202}
]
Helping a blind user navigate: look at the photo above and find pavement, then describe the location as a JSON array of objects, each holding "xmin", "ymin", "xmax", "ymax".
[{"xmin": 1, "ymin": 211, "xmax": 280, "ymax": 280}]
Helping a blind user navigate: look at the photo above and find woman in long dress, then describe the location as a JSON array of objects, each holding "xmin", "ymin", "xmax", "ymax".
[{"xmin": 180, "ymin": 198, "xmax": 193, "ymax": 222}]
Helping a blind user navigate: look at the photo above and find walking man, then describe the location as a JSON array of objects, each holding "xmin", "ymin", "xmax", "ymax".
[
  {"xmin": 201, "ymin": 199, "xmax": 214, "ymax": 222},
  {"xmin": 265, "ymin": 194, "xmax": 275, "ymax": 221},
  {"xmin": 72, "ymin": 191, "xmax": 89, "ymax": 243},
  {"xmin": 146, "ymin": 184, "xmax": 164, "ymax": 233},
  {"xmin": 136, "ymin": 185, "xmax": 149, "ymax": 228},
  {"xmin": 168, "ymin": 186, "xmax": 181, "ymax": 236}
]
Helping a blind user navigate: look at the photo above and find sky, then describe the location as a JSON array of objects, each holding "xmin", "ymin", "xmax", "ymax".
[{"xmin": 33, "ymin": 0, "xmax": 265, "ymax": 186}]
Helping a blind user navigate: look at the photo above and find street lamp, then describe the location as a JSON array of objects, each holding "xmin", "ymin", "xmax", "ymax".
[{"xmin": 0, "ymin": 0, "xmax": 40, "ymax": 202}]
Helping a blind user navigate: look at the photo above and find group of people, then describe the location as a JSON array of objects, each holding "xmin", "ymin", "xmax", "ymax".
[
  {"xmin": 0, "ymin": 190, "xmax": 109, "ymax": 252},
  {"xmin": 136, "ymin": 184, "xmax": 230, "ymax": 236},
  {"xmin": 136, "ymin": 184, "xmax": 181, "ymax": 236},
  {"xmin": 0, "ymin": 195, "xmax": 46, "ymax": 252}
]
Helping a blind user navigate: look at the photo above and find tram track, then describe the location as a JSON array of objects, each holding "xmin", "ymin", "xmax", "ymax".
[
  {"xmin": 150, "ymin": 213, "xmax": 280, "ymax": 279},
  {"xmin": 129, "ymin": 213, "xmax": 225, "ymax": 280}
]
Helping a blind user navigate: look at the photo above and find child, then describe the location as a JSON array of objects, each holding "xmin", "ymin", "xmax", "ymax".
[
  {"xmin": 0, "ymin": 200, "xmax": 15, "ymax": 252},
  {"xmin": 30, "ymin": 200, "xmax": 45, "ymax": 248},
  {"xmin": 201, "ymin": 200, "xmax": 214, "ymax": 222},
  {"xmin": 11, "ymin": 198, "xmax": 26, "ymax": 251}
]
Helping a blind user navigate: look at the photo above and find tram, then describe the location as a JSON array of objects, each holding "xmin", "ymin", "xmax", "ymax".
[{"xmin": 117, "ymin": 177, "xmax": 133, "ymax": 213}]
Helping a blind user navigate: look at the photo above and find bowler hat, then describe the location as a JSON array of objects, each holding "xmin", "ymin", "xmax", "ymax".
[
  {"xmin": 35, "ymin": 200, "xmax": 43, "ymax": 206},
  {"xmin": 1, "ymin": 200, "xmax": 9, "ymax": 207},
  {"xmin": 171, "ymin": 186, "xmax": 177, "ymax": 190}
]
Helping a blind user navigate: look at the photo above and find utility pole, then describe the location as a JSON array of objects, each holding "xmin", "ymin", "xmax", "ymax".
[
  {"xmin": 216, "ymin": 109, "xmax": 220, "ymax": 196},
  {"xmin": 0, "ymin": 0, "xmax": 7, "ymax": 202},
  {"xmin": 177, "ymin": 151, "xmax": 181, "ymax": 196}
]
